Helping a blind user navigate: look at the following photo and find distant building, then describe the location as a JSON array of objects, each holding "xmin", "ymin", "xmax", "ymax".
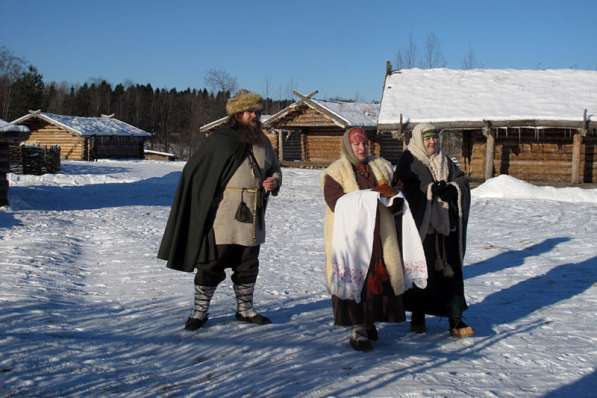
[
  {"xmin": 198, "ymin": 114, "xmax": 279, "ymax": 155},
  {"xmin": 0, "ymin": 118, "xmax": 30, "ymax": 206},
  {"xmin": 263, "ymin": 91, "xmax": 389, "ymax": 167},
  {"xmin": 378, "ymin": 67, "xmax": 597, "ymax": 183},
  {"xmin": 11, "ymin": 111, "xmax": 152, "ymax": 161},
  {"xmin": 144, "ymin": 149, "xmax": 176, "ymax": 161}
]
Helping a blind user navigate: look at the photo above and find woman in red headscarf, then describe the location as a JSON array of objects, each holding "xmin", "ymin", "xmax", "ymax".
[{"xmin": 322, "ymin": 127, "xmax": 406, "ymax": 351}]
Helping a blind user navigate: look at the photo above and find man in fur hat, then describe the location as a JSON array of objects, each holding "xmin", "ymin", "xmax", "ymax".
[{"xmin": 158, "ymin": 89, "xmax": 282, "ymax": 331}]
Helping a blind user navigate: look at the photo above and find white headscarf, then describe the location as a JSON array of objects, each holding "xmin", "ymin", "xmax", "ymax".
[{"xmin": 407, "ymin": 123, "xmax": 449, "ymax": 182}]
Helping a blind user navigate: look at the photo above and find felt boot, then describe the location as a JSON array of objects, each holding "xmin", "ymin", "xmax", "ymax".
[{"xmin": 449, "ymin": 318, "xmax": 475, "ymax": 338}]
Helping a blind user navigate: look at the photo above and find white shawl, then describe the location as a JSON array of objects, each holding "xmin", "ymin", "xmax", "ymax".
[{"xmin": 331, "ymin": 190, "xmax": 427, "ymax": 303}]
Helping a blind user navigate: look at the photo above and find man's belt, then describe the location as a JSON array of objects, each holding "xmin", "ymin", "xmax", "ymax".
[{"xmin": 224, "ymin": 187, "xmax": 258, "ymax": 192}]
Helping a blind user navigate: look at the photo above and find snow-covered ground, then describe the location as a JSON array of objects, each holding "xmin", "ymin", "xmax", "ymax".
[{"xmin": 1, "ymin": 160, "xmax": 596, "ymax": 397}]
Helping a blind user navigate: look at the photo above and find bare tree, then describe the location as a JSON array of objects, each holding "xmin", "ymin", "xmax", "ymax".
[
  {"xmin": 462, "ymin": 47, "xmax": 476, "ymax": 69},
  {"xmin": 204, "ymin": 68, "xmax": 238, "ymax": 95},
  {"xmin": 396, "ymin": 34, "xmax": 418, "ymax": 69},
  {"xmin": 264, "ymin": 75, "xmax": 272, "ymax": 113},
  {"xmin": 285, "ymin": 77, "xmax": 298, "ymax": 99},
  {"xmin": 0, "ymin": 46, "xmax": 27, "ymax": 119},
  {"xmin": 423, "ymin": 33, "xmax": 446, "ymax": 68},
  {"xmin": 46, "ymin": 81, "xmax": 70, "ymax": 113}
]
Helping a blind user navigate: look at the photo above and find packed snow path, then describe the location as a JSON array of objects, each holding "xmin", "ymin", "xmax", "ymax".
[{"xmin": 1, "ymin": 160, "xmax": 596, "ymax": 397}]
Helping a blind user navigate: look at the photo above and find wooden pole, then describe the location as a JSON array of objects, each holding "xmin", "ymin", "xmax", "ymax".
[
  {"xmin": 277, "ymin": 130, "xmax": 284, "ymax": 161},
  {"xmin": 483, "ymin": 123, "xmax": 495, "ymax": 181},
  {"xmin": 572, "ymin": 110, "xmax": 589, "ymax": 184},
  {"xmin": 571, "ymin": 130, "xmax": 584, "ymax": 184},
  {"xmin": 300, "ymin": 130, "xmax": 306, "ymax": 161}
]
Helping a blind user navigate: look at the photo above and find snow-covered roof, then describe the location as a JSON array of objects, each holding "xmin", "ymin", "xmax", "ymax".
[
  {"xmin": 199, "ymin": 114, "xmax": 272, "ymax": 133},
  {"xmin": 264, "ymin": 95, "xmax": 379, "ymax": 129},
  {"xmin": 378, "ymin": 68, "xmax": 597, "ymax": 128},
  {"xmin": 144, "ymin": 149, "xmax": 175, "ymax": 157},
  {"xmin": 312, "ymin": 99, "xmax": 379, "ymax": 127},
  {"xmin": 11, "ymin": 111, "xmax": 152, "ymax": 137},
  {"xmin": 0, "ymin": 118, "xmax": 30, "ymax": 133}
]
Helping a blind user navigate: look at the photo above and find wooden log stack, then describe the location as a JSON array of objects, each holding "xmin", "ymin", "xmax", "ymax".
[
  {"xmin": 10, "ymin": 144, "xmax": 61, "ymax": 175},
  {"xmin": 0, "ymin": 141, "xmax": 8, "ymax": 206}
]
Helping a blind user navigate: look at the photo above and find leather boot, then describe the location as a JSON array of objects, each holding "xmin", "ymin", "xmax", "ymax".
[
  {"xmin": 349, "ymin": 324, "xmax": 373, "ymax": 352},
  {"xmin": 410, "ymin": 311, "xmax": 426, "ymax": 333},
  {"xmin": 184, "ymin": 285, "xmax": 216, "ymax": 331},
  {"xmin": 233, "ymin": 283, "xmax": 271, "ymax": 325}
]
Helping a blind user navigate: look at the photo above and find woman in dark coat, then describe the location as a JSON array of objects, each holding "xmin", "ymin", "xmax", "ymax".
[
  {"xmin": 394, "ymin": 123, "xmax": 474, "ymax": 337},
  {"xmin": 322, "ymin": 127, "xmax": 406, "ymax": 352}
]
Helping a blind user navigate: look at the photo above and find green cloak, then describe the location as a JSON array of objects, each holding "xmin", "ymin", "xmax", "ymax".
[{"xmin": 158, "ymin": 127, "xmax": 248, "ymax": 272}]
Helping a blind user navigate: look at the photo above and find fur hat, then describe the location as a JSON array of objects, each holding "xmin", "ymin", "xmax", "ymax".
[{"xmin": 226, "ymin": 89, "xmax": 264, "ymax": 115}]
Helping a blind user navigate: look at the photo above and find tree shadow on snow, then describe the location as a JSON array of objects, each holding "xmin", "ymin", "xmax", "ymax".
[
  {"xmin": 0, "ymin": 293, "xmax": 349, "ymax": 396},
  {"xmin": 265, "ymin": 296, "xmax": 330, "ymax": 323},
  {"xmin": 469, "ymin": 255, "xmax": 597, "ymax": 337},
  {"xmin": 0, "ymin": 289, "xmax": 494, "ymax": 398},
  {"xmin": 2, "ymin": 285, "xmax": 569, "ymax": 398},
  {"xmin": 8, "ymin": 171, "xmax": 181, "ymax": 211},
  {"xmin": 464, "ymin": 237, "xmax": 571, "ymax": 280},
  {"xmin": 319, "ymin": 319, "xmax": 547, "ymax": 397}
]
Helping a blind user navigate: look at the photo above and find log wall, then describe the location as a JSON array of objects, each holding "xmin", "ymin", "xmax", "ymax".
[
  {"xmin": 280, "ymin": 129, "xmax": 402, "ymax": 165},
  {"xmin": 280, "ymin": 107, "xmax": 337, "ymax": 128},
  {"xmin": 265, "ymin": 131, "xmax": 278, "ymax": 154},
  {"xmin": 373, "ymin": 132, "xmax": 403, "ymax": 163},
  {"xmin": 459, "ymin": 129, "xmax": 597, "ymax": 183},
  {"xmin": 0, "ymin": 141, "xmax": 8, "ymax": 206},
  {"xmin": 94, "ymin": 136, "xmax": 145, "ymax": 159},
  {"xmin": 22, "ymin": 119, "xmax": 86, "ymax": 160},
  {"xmin": 304, "ymin": 131, "xmax": 343, "ymax": 162}
]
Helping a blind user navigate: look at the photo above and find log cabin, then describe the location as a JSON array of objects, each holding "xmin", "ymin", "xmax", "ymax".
[
  {"xmin": 262, "ymin": 90, "xmax": 389, "ymax": 167},
  {"xmin": 11, "ymin": 111, "xmax": 152, "ymax": 161},
  {"xmin": 0, "ymin": 119, "xmax": 30, "ymax": 206},
  {"xmin": 378, "ymin": 67, "xmax": 597, "ymax": 183},
  {"xmin": 198, "ymin": 114, "xmax": 279, "ymax": 154}
]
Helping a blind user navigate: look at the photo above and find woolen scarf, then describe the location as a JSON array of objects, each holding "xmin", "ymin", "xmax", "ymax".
[
  {"xmin": 407, "ymin": 123, "xmax": 455, "ymax": 276},
  {"xmin": 408, "ymin": 124, "xmax": 451, "ymax": 235},
  {"xmin": 407, "ymin": 123, "xmax": 449, "ymax": 183}
]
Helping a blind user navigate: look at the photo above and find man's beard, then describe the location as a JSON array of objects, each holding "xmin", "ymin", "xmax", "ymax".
[{"xmin": 238, "ymin": 122, "xmax": 263, "ymax": 145}]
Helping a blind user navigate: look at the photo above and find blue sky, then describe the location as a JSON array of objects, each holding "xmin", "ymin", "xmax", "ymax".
[{"xmin": 1, "ymin": 0, "xmax": 596, "ymax": 101}]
